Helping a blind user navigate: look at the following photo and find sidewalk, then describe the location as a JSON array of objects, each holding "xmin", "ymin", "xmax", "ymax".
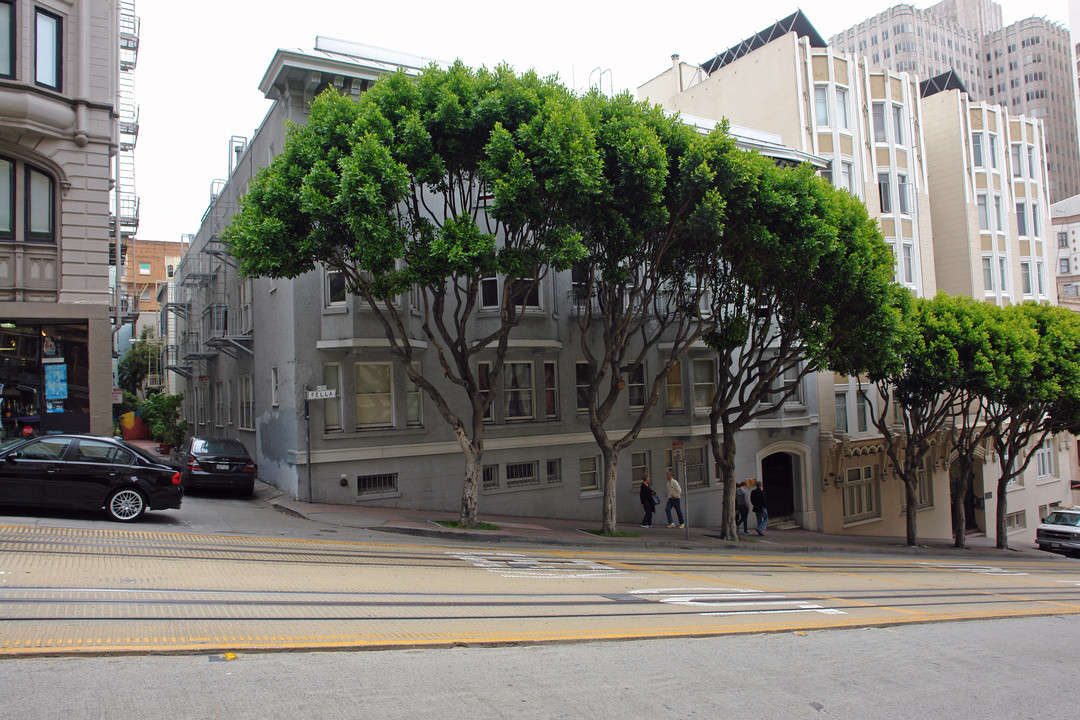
[
  {"xmin": 266, "ymin": 485, "xmax": 1045, "ymax": 558},
  {"xmin": 124, "ymin": 439, "xmax": 1045, "ymax": 558}
]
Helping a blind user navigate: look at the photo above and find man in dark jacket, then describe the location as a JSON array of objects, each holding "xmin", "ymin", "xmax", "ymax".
[
  {"xmin": 750, "ymin": 480, "xmax": 768, "ymax": 536},
  {"xmin": 639, "ymin": 474, "xmax": 656, "ymax": 528}
]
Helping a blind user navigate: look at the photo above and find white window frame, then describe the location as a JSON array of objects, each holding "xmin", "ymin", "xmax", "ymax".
[
  {"xmin": 325, "ymin": 267, "xmax": 346, "ymax": 308},
  {"xmin": 575, "ymin": 362, "xmax": 590, "ymax": 414},
  {"xmin": 579, "ymin": 456, "xmax": 599, "ymax": 492},
  {"xmin": 814, "ymin": 85, "xmax": 829, "ymax": 126},
  {"xmin": 406, "ymin": 361, "xmax": 423, "ymax": 427},
  {"xmin": 543, "ymin": 361, "xmax": 558, "ymax": 420},
  {"xmin": 503, "ymin": 361, "xmax": 534, "ymax": 421},
  {"xmin": 354, "ymin": 362, "xmax": 394, "ymax": 429},
  {"xmin": 972, "ymin": 133, "xmax": 984, "ymax": 167},
  {"xmin": 666, "ymin": 360, "xmax": 683, "ymax": 412},
  {"xmin": 322, "ymin": 363, "xmax": 342, "ymax": 432},
  {"xmin": 631, "ymin": 451, "xmax": 651, "ymax": 487},
  {"xmin": 836, "ymin": 87, "xmax": 850, "ymax": 129},
  {"xmin": 239, "ymin": 375, "xmax": 254, "ymax": 430},
  {"xmin": 478, "ymin": 361, "xmax": 494, "ymax": 423},
  {"xmin": 1035, "ymin": 437, "xmax": 1054, "ymax": 478},
  {"xmin": 843, "ymin": 465, "xmax": 880, "ymax": 523},
  {"xmin": 627, "ymin": 364, "xmax": 645, "ymax": 409},
  {"xmin": 692, "ymin": 358, "xmax": 715, "ymax": 415}
]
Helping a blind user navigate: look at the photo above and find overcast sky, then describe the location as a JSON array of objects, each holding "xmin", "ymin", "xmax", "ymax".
[{"xmin": 131, "ymin": 0, "xmax": 1069, "ymax": 243}]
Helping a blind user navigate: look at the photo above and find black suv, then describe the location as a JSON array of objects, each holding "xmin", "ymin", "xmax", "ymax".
[{"xmin": 176, "ymin": 436, "xmax": 257, "ymax": 496}]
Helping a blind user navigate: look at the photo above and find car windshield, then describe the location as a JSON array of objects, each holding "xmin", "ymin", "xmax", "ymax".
[
  {"xmin": 1044, "ymin": 512, "xmax": 1080, "ymax": 527},
  {"xmin": 192, "ymin": 438, "xmax": 247, "ymax": 455}
]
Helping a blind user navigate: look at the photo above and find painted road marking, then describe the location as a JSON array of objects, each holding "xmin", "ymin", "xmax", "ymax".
[
  {"xmin": 629, "ymin": 587, "xmax": 847, "ymax": 616},
  {"xmin": 916, "ymin": 562, "xmax": 1028, "ymax": 577},
  {"xmin": 447, "ymin": 551, "xmax": 640, "ymax": 579}
]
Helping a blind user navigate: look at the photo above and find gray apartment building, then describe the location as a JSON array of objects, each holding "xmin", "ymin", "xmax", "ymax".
[
  {"xmin": 1, "ymin": 0, "xmax": 134, "ymax": 438},
  {"xmin": 830, "ymin": 0, "xmax": 1080, "ymax": 203},
  {"xmin": 168, "ymin": 37, "xmax": 824, "ymax": 530}
]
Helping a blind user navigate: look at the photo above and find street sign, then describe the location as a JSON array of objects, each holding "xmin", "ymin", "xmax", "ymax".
[
  {"xmin": 672, "ymin": 441, "xmax": 684, "ymax": 462},
  {"xmin": 112, "ymin": 388, "xmax": 123, "ymax": 405},
  {"xmin": 305, "ymin": 386, "xmax": 338, "ymax": 400}
]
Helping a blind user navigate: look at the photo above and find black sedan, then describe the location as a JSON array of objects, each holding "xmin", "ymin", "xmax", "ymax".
[
  {"xmin": 0, "ymin": 434, "xmax": 182, "ymax": 522},
  {"xmin": 176, "ymin": 436, "xmax": 257, "ymax": 495}
]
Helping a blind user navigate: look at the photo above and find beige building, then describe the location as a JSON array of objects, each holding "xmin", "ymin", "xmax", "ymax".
[
  {"xmin": 639, "ymin": 10, "xmax": 1071, "ymax": 545},
  {"xmin": 830, "ymin": 0, "xmax": 1080, "ymax": 203},
  {"xmin": 0, "ymin": 0, "xmax": 130, "ymax": 436}
]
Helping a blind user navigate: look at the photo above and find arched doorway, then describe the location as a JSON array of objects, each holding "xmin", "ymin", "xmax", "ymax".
[{"xmin": 761, "ymin": 452, "xmax": 797, "ymax": 521}]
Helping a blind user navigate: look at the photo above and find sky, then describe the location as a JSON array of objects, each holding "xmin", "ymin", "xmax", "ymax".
[{"xmin": 131, "ymin": 0, "xmax": 1069, "ymax": 244}]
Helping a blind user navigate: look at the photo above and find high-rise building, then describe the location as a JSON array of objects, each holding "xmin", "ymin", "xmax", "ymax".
[{"xmin": 830, "ymin": 0, "xmax": 1079, "ymax": 203}]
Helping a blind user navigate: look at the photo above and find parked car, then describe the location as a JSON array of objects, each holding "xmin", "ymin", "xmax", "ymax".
[
  {"xmin": 1036, "ymin": 507, "xmax": 1080, "ymax": 557},
  {"xmin": 0, "ymin": 434, "xmax": 183, "ymax": 522},
  {"xmin": 176, "ymin": 436, "xmax": 257, "ymax": 495}
]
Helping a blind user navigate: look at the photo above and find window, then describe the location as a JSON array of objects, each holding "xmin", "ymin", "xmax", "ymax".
[
  {"xmin": 354, "ymin": 363, "xmax": 393, "ymax": 428},
  {"xmin": 856, "ymin": 392, "xmax": 870, "ymax": 433},
  {"xmin": 357, "ymin": 473, "xmax": 398, "ymax": 495},
  {"xmin": 892, "ymin": 105, "xmax": 904, "ymax": 145},
  {"xmin": 73, "ymin": 438, "xmax": 133, "ymax": 465},
  {"xmin": 989, "ymin": 135, "xmax": 998, "ymax": 169},
  {"xmin": 543, "ymin": 361, "xmax": 558, "ymax": 419},
  {"xmin": 840, "ymin": 162, "xmax": 853, "ymax": 194},
  {"xmin": 1032, "ymin": 205, "xmax": 1040, "ymax": 238},
  {"xmin": 1011, "ymin": 144, "xmax": 1022, "ymax": 176},
  {"xmin": 843, "ymin": 465, "xmax": 880, "ymax": 522},
  {"xmin": 482, "ymin": 464, "xmax": 500, "ymax": 491},
  {"xmin": 666, "ymin": 360, "xmax": 683, "ymax": 411},
  {"xmin": 983, "ymin": 257, "xmax": 994, "ymax": 291},
  {"xmin": 478, "ymin": 362, "xmax": 494, "ymax": 423},
  {"xmin": 1035, "ymin": 438, "xmax": 1054, "ymax": 478},
  {"xmin": 239, "ymin": 375, "xmax": 254, "ymax": 430},
  {"xmin": 999, "ymin": 258, "xmax": 1008, "ymax": 294},
  {"xmin": 835, "ymin": 87, "xmax": 849, "ymax": 129},
  {"xmin": 1061, "ymin": 259, "xmax": 1071, "ymax": 275},
  {"xmin": 873, "ymin": 102, "xmax": 887, "ymax": 142},
  {"xmin": 503, "ymin": 362, "xmax": 534, "ymax": 421},
  {"xmin": 322, "ymin": 363, "xmax": 342, "ymax": 431},
  {"xmin": 214, "ymin": 382, "xmax": 224, "ymax": 426},
  {"xmin": 325, "ymin": 268, "xmax": 346, "ymax": 307},
  {"xmin": 631, "ymin": 451, "xmax": 651, "ymax": 486},
  {"xmin": 972, "ymin": 133, "xmax": 984, "ymax": 167},
  {"xmin": 1037, "ymin": 261, "xmax": 1045, "ymax": 295},
  {"xmin": 0, "ymin": 1, "xmax": 13, "ymax": 78},
  {"xmin": 508, "ymin": 277, "xmax": 540, "ymax": 309},
  {"xmin": 692, "ymin": 359, "xmax": 715, "ymax": 413},
  {"xmin": 835, "ymin": 391, "xmax": 848, "ymax": 432},
  {"xmin": 1059, "ymin": 232, "xmax": 1068, "ymax": 248},
  {"xmin": 405, "ymin": 362, "xmax": 422, "ymax": 427},
  {"xmin": 902, "ymin": 244, "xmax": 914, "ymax": 284},
  {"xmin": 270, "ymin": 366, "xmax": 279, "ymax": 407},
  {"xmin": 0, "ymin": 156, "xmax": 10, "ymax": 238},
  {"xmin": 26, "ymin": 166, "xmax": 54, "ymax": 241},
  {"xmin": 815, "ymin": 86, "xmax": 829, "ymax": 126},
  {"xmin": 226, "ymin": 378, "xmax": 233, "ymax": 426},
  {"xmin": 897, "ymin": 175, "xmax": 910, "ymax": 215},
  {"xmin": 878, "ymin": 173, "xmax": 892, "ymax": 213},
  {"xmin": 546, "ymin": 459, "xmax": 562, "ymax": 484},
  {"xmin": 684, "ymin": 445, "xmax": 708, "ymax": 489},
  {"xmin": 1016, "ymin": 202, "xmax": 1028, "ymax": 236},
  {"xmin": 1028, "ymin": 146, "xmax": 1036, "ymax": 178},
  {"xmin": 35, "ymin": 8, "xmax": 61, "ymax": 90},
  {"xmin": 139, "ymin": 263, "xmax": 151, "ymax": 276},
  {"xmin": 994, "ymin": 195, "xmax": 1003, "ymax": 232},
  {"xmin": 579, "ymin": 456, "xmax": 599, "ymax": 491},
  {"xmin": 902, "ymin": 458, "xmax": 934, "ymax": 511},
  {"xmin": 1005, "ymin": 510, "xmax": 1027, "ymax": 532},
  {"xmin": 977, "ymin": 195, "xmax": 989, "ymax": 230},
  {"xmin": 1021, "ymin": 261, "xmax": 1032, "ymax": 294},
  {"xmin": 575, "ymin": 362, "xmax": 591, "ymax": 413},
  {"xmin": 627, "ymin": 364, "xmax": 645, "ymax": 409},
  {"xmin": 506, "ymin": 461, "xmax": 539, "ymax": 488}
]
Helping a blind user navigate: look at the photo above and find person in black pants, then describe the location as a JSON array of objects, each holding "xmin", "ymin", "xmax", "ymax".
[
  {"xmin": 750, "ymin": 479, "xmax": 768, "ymax": 536},
  {"xmin": 639, "ymin": 474, "xmax": 656, "ymax": 528}
]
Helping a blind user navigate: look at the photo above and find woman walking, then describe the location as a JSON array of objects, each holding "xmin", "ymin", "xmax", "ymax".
[{"xmin": 639, "ymin": 474, "xmax": 657, "ymax": 528}]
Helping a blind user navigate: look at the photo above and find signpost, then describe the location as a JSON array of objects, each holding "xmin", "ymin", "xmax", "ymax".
[{"xmin": 303, "ymin": 386, "xmax": 338, "ymax": 503}]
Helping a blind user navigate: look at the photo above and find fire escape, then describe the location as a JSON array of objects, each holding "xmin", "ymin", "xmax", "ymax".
[{"xmin": 110, "ymin": 1, "xmax": 140, "ymax": 324}]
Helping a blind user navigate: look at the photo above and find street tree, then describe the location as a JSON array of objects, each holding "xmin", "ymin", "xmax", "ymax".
[
  {"xmin": 118, "ymin": 327, "xmax": 160, "ymax": 397},
  {"xmin": 569, "ymin": 98, "xmax": 735, "ymax": 535},
  {"xmin": 981, "ymin": 302, "xmax": 1080, "ymax": 549},
  {"xmin": 944, "ymin": 299, "xmax": 1033, "ymax": 548},
  {"xmin": 703, "ymin": 163, "xmax": 901, "ymax": 541},
  {"xmin": 862, "ymin": 291, "xmax": 997, "ymax": 547},
  {"xmin": 223, "ymin": 63, "xmax": 598, "ymax": 527}
]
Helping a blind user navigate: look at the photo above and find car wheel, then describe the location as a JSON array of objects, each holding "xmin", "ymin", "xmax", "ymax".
[
  {"xmin": 107, "ymin": 488, "xmax": 146, "ymax": 522},
  {"xmin": 239, "ymin": 480, "xmax": 255, "ymax": 498}
]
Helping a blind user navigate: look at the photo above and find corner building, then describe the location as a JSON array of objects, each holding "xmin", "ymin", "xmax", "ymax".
[
  {"xmin": 0, "ymin": 0, "xmax": 125, "ymax": 437},
  {"xmin": 170, "ymin": 37, "xmax": 824, "ymax": 529},
  {"xmin": 639, "ymin": 11, "xmax": 1071, "ymax": 545}
]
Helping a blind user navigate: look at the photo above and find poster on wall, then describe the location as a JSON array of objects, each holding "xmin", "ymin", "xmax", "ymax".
[{"xmin": 44, "ymin": 364, "xmax": 68, "ymax": 414}]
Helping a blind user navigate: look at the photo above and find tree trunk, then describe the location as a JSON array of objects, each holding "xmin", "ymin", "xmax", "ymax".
[
  {"xmin": 711, "ymin": 425, "xmax": 739, "ymax": 541},
  {"xmin": 903, "ymin": 477, "xmax": 919, "ymax": 547},
  {"xmin": 600, "ymin": 441, "xmax": 619, "ymax": 535},
  {"xmin": 456, "ymin": 428, "xmax": 481, "ymax": 528},
  {"xmin": 995, "ymin": 457, "xmax": 1013, "ymax": 550},
  {"xmin": 951, "ymin": 456, "xmax": 971, "ymax": 549}
]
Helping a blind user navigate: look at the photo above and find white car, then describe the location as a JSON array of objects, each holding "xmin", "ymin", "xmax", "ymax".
[{"xmin": 1036, "ymin": 508, "xmax": 1080, "ymax": 557}]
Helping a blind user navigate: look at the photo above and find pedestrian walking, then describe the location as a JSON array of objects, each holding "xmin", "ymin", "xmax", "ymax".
[
  {"xmin": 735, "ymin": 480, "xmax": 750, "ymax": 534},
  {"xmin": 665, "ymin": 471, "xmax": 685, "ymax": 528},
  {"xmin": 639, "ymin": 473, "xmax": 657, "ymax": 528},
  {"xmin": 750, "ymin": 479, "xmax": 768, "ymax": 536}
]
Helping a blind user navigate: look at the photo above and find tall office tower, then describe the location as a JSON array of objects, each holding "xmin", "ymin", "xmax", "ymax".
[{"xmin": 831, "ymin": 0, "xmax": 1080, "ymax": 203}]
